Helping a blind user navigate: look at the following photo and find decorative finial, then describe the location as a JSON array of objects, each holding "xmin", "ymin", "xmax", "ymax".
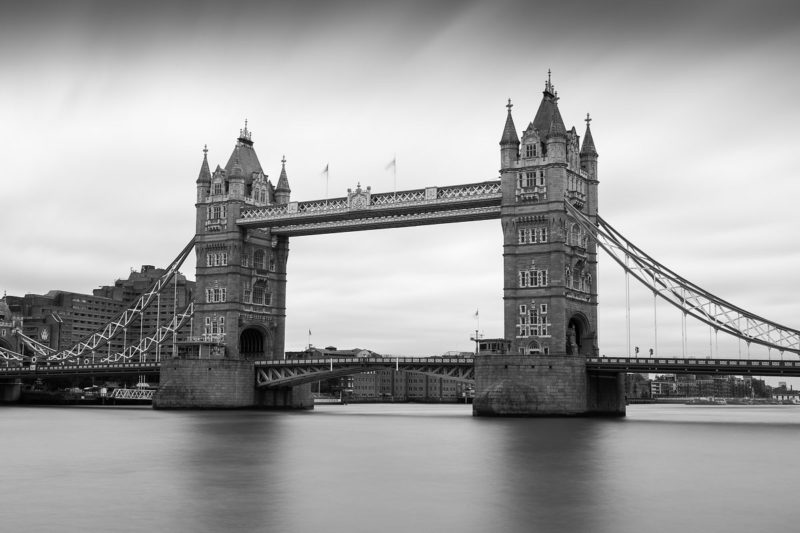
[
  {"xmin": 281, "ymin": 154, "xmax": 286, "ymax": 166},
  {"xmin": 506, "ymin": 98, "xmax": 513, "ymax": 111},
  {"xmin": 545, "ymin": 69, "xmax": 555, "ymax": 95},
  {"xmin": 203, "ymin": 144, "xmax": 208, "ymax": 156},
  {"xmin": 585, "ymin": 113, "xmax": 592, "ymax": 126}
]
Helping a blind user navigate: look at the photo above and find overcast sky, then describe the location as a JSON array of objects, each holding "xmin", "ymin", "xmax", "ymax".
[{"xmin": 2, "ymin": 0, "xmax": 799, "ymax": 364}]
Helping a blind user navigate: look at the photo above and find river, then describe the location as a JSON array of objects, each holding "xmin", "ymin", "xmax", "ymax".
[{"xmin": 1, "ymin": 403, "xmax": 798, "ymax": 532}]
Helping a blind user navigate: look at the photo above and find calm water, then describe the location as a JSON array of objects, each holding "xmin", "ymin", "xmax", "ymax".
[{"xmin": 1, "ymin": 403, "xmax": 798, "ymax": 532}]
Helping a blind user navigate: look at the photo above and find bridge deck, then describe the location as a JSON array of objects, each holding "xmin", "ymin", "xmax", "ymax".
[
  {"xmin": 4, "ymin": 356, "xmax": 799, "ymax": 381},
  {"xmin": 587, "ymin": 357, "xmax": 800, "ymax": 377}
]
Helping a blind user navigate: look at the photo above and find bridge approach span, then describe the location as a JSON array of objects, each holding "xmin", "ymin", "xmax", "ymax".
[{"xmin": 255, "ymin": 357, "xmax": 475, "ymax": 388}]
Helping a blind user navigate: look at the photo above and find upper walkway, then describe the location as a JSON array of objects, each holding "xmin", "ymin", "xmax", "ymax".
[{"xmin": 236, "ymin": 181, "xmax": 502, "ymax": 236}]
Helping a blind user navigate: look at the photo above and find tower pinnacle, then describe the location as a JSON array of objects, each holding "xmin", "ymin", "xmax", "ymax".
[
  {"xmin": 196, "ymin": 143, "xmax": 211, "ymax": 184},
  {"xmin": 500, "ymin": 98, "xmax": 520, "ymax": 146},
  {"xmin": 580, "ymin": 113, "xmax": 598, "ymax": 156},
  {"xmin": 545, "ymin": 69, "xmax": 555, "ymax": 96},
  {"xmin": 238, "ymin": 119, "xmax": 253, "ymax": 146}
]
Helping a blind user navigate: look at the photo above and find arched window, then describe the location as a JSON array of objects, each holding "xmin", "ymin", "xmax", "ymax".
[{"xmin": 527, "ymin": 340, "xmax": 541, "ymax": 355}]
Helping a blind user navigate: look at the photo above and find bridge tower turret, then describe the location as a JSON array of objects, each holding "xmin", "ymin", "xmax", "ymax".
[
  {"xmin": 274, "ymin": 157, "xmax": 291, "ymax": 205},
  {"xmin": 474, "ymin": 72, "xmax": 623, "ymax": 416}
]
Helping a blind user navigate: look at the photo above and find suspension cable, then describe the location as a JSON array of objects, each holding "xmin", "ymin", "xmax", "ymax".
[{"xmin": 563, "ymin": 200, "xmax": 800, "ymax": 355}]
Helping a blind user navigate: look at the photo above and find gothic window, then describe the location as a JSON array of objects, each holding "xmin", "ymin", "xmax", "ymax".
[
  {"xmin": 525, "ymin": 145, "xmax": 534, "ymax": 158},
  {"xmin": 213, "ymin": 182, "xmax": 223, "ymax": 195},
  {"xmin": 269, "ymin": 257, "xmax": 276, "ymax": 272},
  {"xmin": 242, "ymin": 251, "xmax": 250, "ymax": 268},
  {"xmin": 206, "ymin": 287, "xmax": 226, "ymax": 303},
  {"xmin": 516, "ymin": 303, "xmax": 550, "ymax": 338},
  {"xmin": 254, "ymin": 250, "xmax": 266, "ymax": 270},
  {"xmin": 253, "ymin": 281, "xmax": 266, "ymax": 305},
  {"xmin": 220, "ymin": 252, "xmax": 228, "ymax": 266},
  {"xmin": 518, "ymin": 266, "xmax": 548, "ymax": 288},
  {"xmin": 206, "ymin": 253, "xmax": 213, "ymax": 267},
  {"xmin": 538, "ymin": 227, "xmax": 548, "ymax": 243},
  {"xmin": 243, "ymin": 287, "xmax": 252, "ymax": 304},
  {"xmin": 518, "ymin": 229, "xmax": 528, "ymax": 244}
]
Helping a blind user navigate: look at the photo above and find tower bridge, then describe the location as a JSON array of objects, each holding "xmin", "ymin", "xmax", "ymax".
[{"xmin": 3, "ymin": 74, "xmax": 799, "ymax": 415}]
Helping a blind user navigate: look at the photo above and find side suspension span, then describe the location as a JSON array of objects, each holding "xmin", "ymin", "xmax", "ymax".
[
  {"xmin": 9, "ymin": 239, "xmax": 196, "ymax": 364},
  {"xmin": 564, "ymin": 200, "xmax": 800, "ymax": 355},
  {"xmin": 99, "ymin": 302, "xmax": 194, "ymax": 363}
]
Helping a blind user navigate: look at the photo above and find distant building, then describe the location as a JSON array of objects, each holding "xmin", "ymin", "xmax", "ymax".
[{"xmin": 4, "ymin": 265, "xmax": 194, "ymax": 361}]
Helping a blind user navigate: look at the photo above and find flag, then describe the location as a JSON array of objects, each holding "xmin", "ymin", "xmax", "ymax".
[
  {"xmin": 309, "ymin": 329, "xmax": 312, "ymax": 335},
  {"xmin": 474, "ymin": 309, "xmax": 479, "ymax": 318},
  {"xmin": 321, "ymin": 164, "xmax": 329, "ymax": 176},
  {"xmin": 385, "ymin": 157, "xmax": 396, "ymax": 171}
]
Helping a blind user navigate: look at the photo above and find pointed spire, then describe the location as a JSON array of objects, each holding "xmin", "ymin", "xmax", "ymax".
[
  {"xmin": 532, "ymin": 70, "xmax": 566, "ymax": 137},
  {"xmin": 580, "ymin": 113, "xmax": 598, "ymax": 156},
  {"xmin": 500, "ymin": 98, "xmax": 520, "ymax": 146},
  {"xmin": 196, "ymin": 144, "xmax": 211, "ymax": 184},
  {"xmin": 276, "ymin": 155, "xmax": 291, "ymax": 193}
]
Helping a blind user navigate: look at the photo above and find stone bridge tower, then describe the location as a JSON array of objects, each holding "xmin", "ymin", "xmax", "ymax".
[
  {"xmin": 154, "ymin": 123, "xmax": 310, "ymax": 409},
  {"xmin": 473, "ymin": 74, "xmax": 625, "ymax": 416},
  {"xmin": 191, "ymin": 123, "xmax": 289, "ymax": 361}
]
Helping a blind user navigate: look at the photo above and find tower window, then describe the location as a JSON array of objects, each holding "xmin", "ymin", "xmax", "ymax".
[{"xmin": 519, "ymin": 267, "xmax": 548, "ymax": 288}]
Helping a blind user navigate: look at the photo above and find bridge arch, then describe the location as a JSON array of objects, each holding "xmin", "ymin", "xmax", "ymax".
[
  {"xmin": 239, "ymin": 325, "xmax": 272, "ymax": 360},
  {"xmin": 566, "ymin": 312, "xmax": 592, "ymax": 356}
]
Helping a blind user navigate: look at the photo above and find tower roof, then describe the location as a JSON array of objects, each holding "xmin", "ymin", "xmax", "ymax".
[
  {"xmin": 580, "ymin": 113, "xmax": 598, "ymax": 156},
  {"xmin": 531, "ymin": 71, "xmax": 566, "ymax": 138},
  {"xmin": 276, "ymin": 156, "xmax": 291, "ymax": 192},
  {"xmin": 224, "ymin": 120, "xmax": 263, "ymax": 179},
  {"xmin": 500, "ymin": 99, "xmax": 520, "ymax": 146},
  {"xmin": 196, "ymin": 145, "xmax": 211, "ymax": 184}
]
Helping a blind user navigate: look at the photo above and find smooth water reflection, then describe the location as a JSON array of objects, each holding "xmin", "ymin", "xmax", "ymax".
[{"xmin": 1, "ymin": 404, "xmax": 798, "ymax": 532}]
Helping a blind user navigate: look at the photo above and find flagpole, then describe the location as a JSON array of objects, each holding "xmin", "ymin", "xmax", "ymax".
[
  {"xmin": 323, "ymin": 164, "xmax": 329, "ymax": 206},
  {"xmin": 393, "ymin": 153, "xmax": 397, "ymax": 197}
]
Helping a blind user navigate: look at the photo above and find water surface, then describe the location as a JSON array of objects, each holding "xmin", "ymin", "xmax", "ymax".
[{"xmin": 1, "ymin": 404, "xmax": 797, "ymax": 532}]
